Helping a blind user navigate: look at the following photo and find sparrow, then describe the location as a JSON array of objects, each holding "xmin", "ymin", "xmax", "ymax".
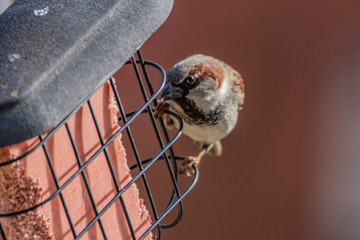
[{"xmin": 154, "ymin": 54, "xmax": 245, "ymax": 176}]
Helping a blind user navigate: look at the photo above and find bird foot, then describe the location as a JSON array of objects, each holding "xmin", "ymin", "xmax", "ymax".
[
  {"xmin": 154, "ymin": 99, "xmax": 169, "ymax": 118},
  {"xmin": 179, "ymin": 156, "xmax": 200, "ymax": 177}
]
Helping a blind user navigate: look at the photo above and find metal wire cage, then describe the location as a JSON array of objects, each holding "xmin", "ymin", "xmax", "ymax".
[{"xmin": 0, "ymin": 50, "xmax": 198, "ymax": 239}]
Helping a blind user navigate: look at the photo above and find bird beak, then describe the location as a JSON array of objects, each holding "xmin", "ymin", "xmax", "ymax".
[{"xmin": 161, "ymin": 82, "xmax": 184, "ymax": 100}]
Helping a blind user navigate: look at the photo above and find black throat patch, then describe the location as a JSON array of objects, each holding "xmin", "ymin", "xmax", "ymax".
[{"xmin": 174, "ymin": 97, "xmax": 222, "ymax": 126}]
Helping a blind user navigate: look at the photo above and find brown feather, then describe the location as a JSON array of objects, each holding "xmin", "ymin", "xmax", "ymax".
[
  {"xmin": 226, "ymin": 66, "xmax": 245, "ymax": 111},
  {"xmin": 189, "ymin": 61, "xmax": 226, "ymax": 89}
]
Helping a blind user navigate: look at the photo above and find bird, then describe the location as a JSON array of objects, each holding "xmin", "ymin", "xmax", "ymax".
[{"xmin": 154, "ymin": 54, "xmax": 245, "ymax": 176}]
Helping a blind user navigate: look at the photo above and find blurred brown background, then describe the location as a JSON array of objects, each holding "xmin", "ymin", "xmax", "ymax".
[
  {"xmin": 135, "ymin": 0, "xmax": 360, "ymax": 239},
  {"xmin": 3, "ymin": 0, "xmax": 360, "ymax": 239},
  {"xmin": 1, "ymin": 0, "xmax": 359, "ymax": 239}
]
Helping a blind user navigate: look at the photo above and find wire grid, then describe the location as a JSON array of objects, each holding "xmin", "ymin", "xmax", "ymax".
[{"xmin": 0, "ymin": 50, "xmax": 198, "ymax": 240}]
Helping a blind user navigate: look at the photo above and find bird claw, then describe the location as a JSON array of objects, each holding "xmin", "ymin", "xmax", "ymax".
[
  {"xmin": 179, "ymin": 156, "xmax": 199, "ymax": 177},
  {"xmin": 154, "ymin": 100, "xmax": 169, "ymax": 118}
]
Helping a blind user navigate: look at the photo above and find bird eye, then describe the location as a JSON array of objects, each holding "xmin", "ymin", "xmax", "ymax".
[{"xmin": 185, "ymin": 75, "xmax": 197, "ymax": 85}]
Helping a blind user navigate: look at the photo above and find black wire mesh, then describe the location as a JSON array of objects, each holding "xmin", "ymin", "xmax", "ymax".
[{"xmin": 0, "ymin": 50, "xmax": 198, "ymax": 240}]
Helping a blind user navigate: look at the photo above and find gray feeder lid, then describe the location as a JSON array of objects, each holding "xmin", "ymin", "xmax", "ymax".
[{"xmin": 0, "ymin": 0, "xmax": 173, "ymax": 147}]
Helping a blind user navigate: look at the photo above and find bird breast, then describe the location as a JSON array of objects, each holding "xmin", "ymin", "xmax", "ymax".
[{"xmin": 168, "ymin": 100, "xmax": 237, "ymax": 144}]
